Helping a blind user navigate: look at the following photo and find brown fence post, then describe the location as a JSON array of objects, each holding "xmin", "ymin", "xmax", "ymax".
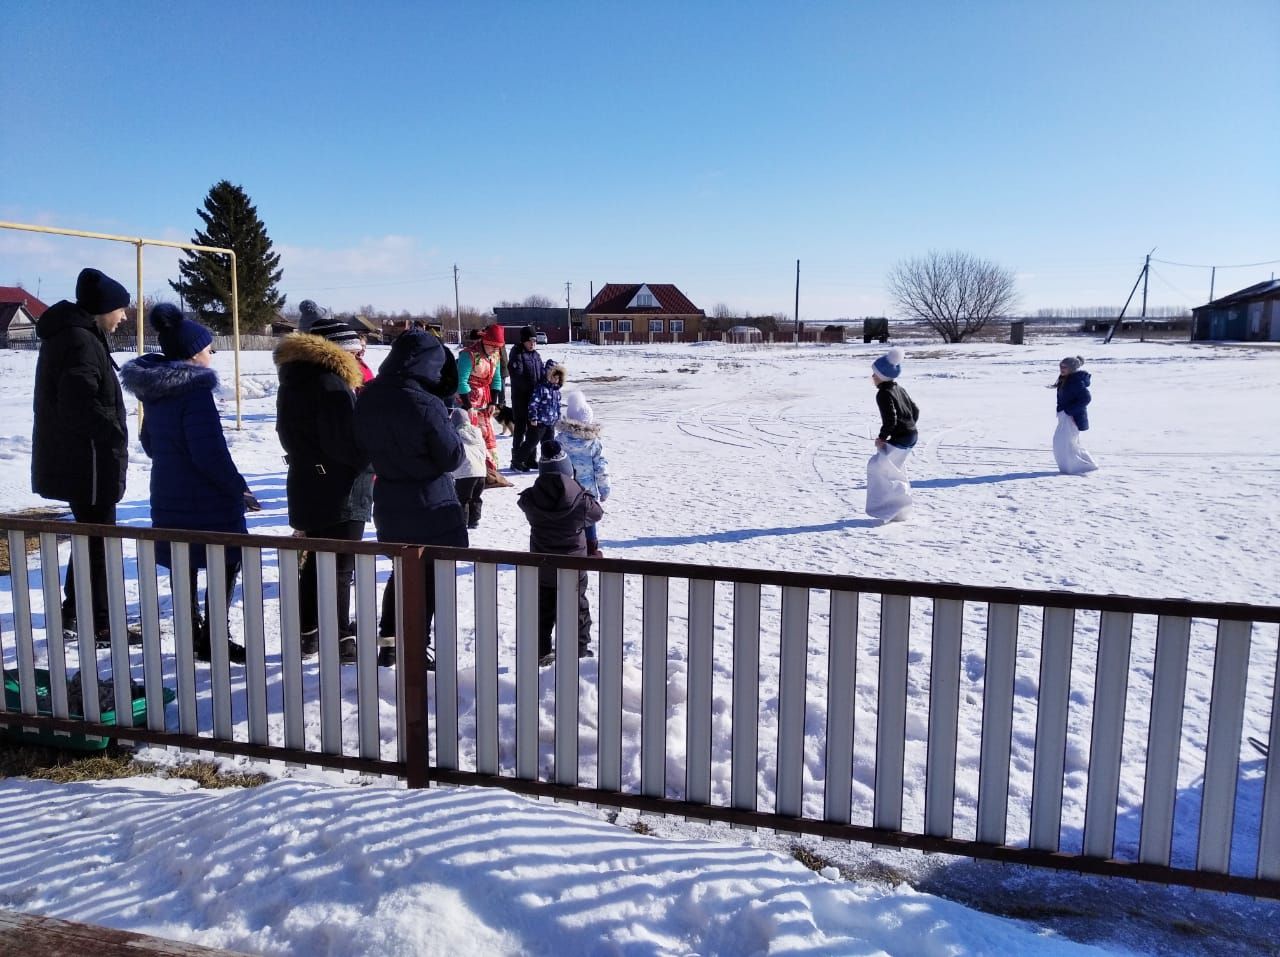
[{"xmin": 399, "ymin": 547, "xmax": 431, "ymax": 788}]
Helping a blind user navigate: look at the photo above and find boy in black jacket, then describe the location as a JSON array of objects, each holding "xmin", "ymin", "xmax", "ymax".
[{"xmin": 516, "ymin": 440, "xmax": 603, "ymax": 665}]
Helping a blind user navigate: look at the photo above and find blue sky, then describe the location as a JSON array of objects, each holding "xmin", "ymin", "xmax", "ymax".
[{"xmin": 3, "ymin": 0, "xmax": 1277, "ymax": 319}]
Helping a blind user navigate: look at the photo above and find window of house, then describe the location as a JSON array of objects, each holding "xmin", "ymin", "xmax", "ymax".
[
  {"xmin": 649, "ymin": 319, "xmax": 664, "ymax": 333},
  {"xmin": 598, "ymin": 320, "xmax": 613, "ymax": 333},
  {"xmin": 618, "ymin": 319, "xmax": 632, "ymax": 333},
  {"xmin": 636, "ymin": 292, "xmax": 658, "ymax": 307},
  {"xmin": 670, "ymin": 319, "xmax": 684, "ymax": 333}
]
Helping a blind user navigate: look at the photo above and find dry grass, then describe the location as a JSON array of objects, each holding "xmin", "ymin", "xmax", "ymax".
[
  {"xmin": 0, "ymin": 508, "xmax": 67, "ymax": 575},
  {"xmin": 0, "ymin": 742, "xmax": 269, "ymax": 789}
]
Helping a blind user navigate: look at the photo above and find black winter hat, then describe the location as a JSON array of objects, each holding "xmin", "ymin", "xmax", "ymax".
[
  {"xmin": 308, "ymin": 315, "xmax": 362, "ymax": 352},
  {"xmin": 539, "ymin": 439, "xmax": 573, "ymax": 477},
  {"xmin": 75, "ymin": 268, "xmax": 130, "ymax": 315},
  {"xmin": 519, "ymin": 325, "xmax": 535, "ymax": 343},
  {"xmin": 150, "ymin": 303, "xmax": 213, "ymax": 360},
  {"xmin": 298, "ymin": 299, "xmax": 326, "ymax": 332}
]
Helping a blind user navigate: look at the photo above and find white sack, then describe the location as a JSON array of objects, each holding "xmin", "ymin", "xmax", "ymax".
[
  {"xmin": 1053, "ymin": 411, "xmax": 1098, "ymax": 475},
  {"xmin": 865, "ymin": 444, "xmax": 914, "ymax": 522}
]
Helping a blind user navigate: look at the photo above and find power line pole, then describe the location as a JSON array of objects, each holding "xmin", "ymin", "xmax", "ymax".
[
  {"xmin": 453, "ymin": 264, "xmax": 461, "ymax": 346},
  {"xmin": 794, "ymin": 259, "xmax": 800, "ymax": 346},
  {"xmin": 1140, "ymin": 247, "xmax": 1154, "ymax": 342},
  {"xmin": 565, "ymin": 282, "xmax": 572, "ymax": 341}
]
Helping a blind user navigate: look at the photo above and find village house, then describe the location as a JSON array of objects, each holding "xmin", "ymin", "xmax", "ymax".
[{"xmin": 582, "ymin": 283, "xmax": 705, "ymax": 344}]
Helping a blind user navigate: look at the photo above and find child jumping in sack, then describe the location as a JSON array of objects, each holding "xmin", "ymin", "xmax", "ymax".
[{"xmin": 865, "ymin": 348, "xmax": 920, "ymax": 523}]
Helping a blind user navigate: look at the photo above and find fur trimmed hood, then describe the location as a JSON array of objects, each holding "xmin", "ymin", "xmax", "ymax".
[
  {"xmin": 273, "ymin": 332, "xmax": 363, "ymax": 389},
  {"xmin": 120, "ymin": 353, "xmax": 219, "ymax": 402},
  {"xmin": 544, "ymin": 361, "xmax": 566, "ymax": 387},
  {"xmin": 555, "ymin": 417, "xmax": 602, "ymax": 440}
]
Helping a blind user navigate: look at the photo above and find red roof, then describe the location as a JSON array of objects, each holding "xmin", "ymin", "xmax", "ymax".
[
  {"xmin": 0, "ymin": 286, "xmax": 50, "ymax": 319},
  {"xmin": 583, "ymin": 283, "xmax": 703, "ymax": 315}
]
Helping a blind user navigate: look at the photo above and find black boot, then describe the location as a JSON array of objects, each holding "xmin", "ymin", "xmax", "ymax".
[{"xmin": 468, "ymin": 499, "xmax": 482, "ymax": 529}]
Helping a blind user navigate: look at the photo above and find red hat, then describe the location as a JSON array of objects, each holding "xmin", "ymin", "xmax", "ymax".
[{"xmin": 479, "ymin": 323, "xmax": 505, "ymax": 346}]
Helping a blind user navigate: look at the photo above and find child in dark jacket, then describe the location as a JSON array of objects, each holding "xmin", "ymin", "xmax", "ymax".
[
  {"xmin": 1051, "ymin": 355, "xmax": 1098, "ymax": 474},
  {"xmin": 516, "ymin": 439, "xmax": 604, "ymax": 665},
  {"xmin": 511, "ymin": 360, "xmax": 565, "ymax": 472}
]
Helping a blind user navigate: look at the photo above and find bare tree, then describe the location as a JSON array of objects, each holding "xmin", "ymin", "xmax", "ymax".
[{"xmin": 887, "ymin": 250, "xmax": 1018, "ymax": 343}]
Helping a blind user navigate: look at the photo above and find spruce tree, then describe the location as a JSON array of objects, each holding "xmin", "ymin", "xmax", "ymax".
[{"xmin": 170, "ymin": 180, "xmax": 285, "ymax": 334}]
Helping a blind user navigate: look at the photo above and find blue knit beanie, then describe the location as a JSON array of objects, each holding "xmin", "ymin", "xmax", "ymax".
[
  {"xmin": 872, "ymin": 347, "xmax": 904, "ymax": 380},
  {"xmin": 298, "ymin": 299, "xmax": 326, "ymax": 332},
  {"xmin": 75, "ymin": 268, "xmax": 130, "ymax": 315},
  {"xmin": 539, "ymin": 439, "xmax": 573, "ymax": 476},
  {"xmin": 150, "ymin": 303, "xmax": 213, "ymax": 360}
]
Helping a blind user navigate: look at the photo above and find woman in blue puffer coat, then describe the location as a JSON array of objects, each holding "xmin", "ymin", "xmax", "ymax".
[
  {"xmin": 353, "ymin": 329, "xmax": 466, "ymax": 667},
  {"xmin": 119, "ymin": 304, "xmax": 255, "ymax": 662},
  {"xmin": 1051, "ymin": 355, "xmax": 1098, "ymax": 474}
]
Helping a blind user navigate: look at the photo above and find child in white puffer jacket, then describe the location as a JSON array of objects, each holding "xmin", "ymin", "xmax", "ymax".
[{"xmin": 555, "ymin": 390, "xmax": 611, "ymax": 556}]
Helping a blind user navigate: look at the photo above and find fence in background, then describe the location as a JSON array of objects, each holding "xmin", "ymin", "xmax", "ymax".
[{"xmin": 0, "ymin": 516, "xmax": 1276, "ymax": 899}]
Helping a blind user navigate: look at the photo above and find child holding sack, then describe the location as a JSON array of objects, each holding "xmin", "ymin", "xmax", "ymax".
[
  {"xmin": 865, "ymin": 348, "xmax": 920, "ymax": 523},
  {"xmin": 1051, "ymin": 355, "xmax": 1098, "ymax": 474}
]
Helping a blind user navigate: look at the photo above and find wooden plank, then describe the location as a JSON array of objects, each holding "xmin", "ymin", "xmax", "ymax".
[
  {"xmin": 1198, "ymin": 618, "xmax": 1251, "ymax": 873},
  {"xmin": 824, "ymin": 591, "xmax": 858, "ymax": 824},
  {"xmin": 554, "ymin": 567, "xmax": 581, "ymax": 787},
  {"xmin": 514, "ymin": 563, "xmax": 539, "ymax": 780},
  {"xmin": 641, "ymin": 575, "xmax": 668, "ymax": 799},
  {"xmin": 685, "ymin": 578, "xmax": 715, "ymax": 805},
  {"xmin": 597, "ymin": 571, "xmax": 626, "ymax": 791},
  {"xmin": 776, "ymin": 585, "xmax": 809, "ymax": 818},
  {"xmin": 1083, "ymin": 611, "xmax": 1134, "ymax": 859},
  {"xmin": 732, "ymin": 583, "xmax": 761, "ymax": 813},
  {"xmin": 925, "ymin": 598, "xmax": 963, "ymax": 838},
  {"xmin": 1139, "ymin": 615, "xmax": 1191, "ymax": 866},
  {"xmin": 875, "ymin": 594, "xmax": 911, "ymax": 831},
  {"xmin": 473, "ymin": 560, "xmax": 499, "ymax": 775},
  {"xmin": 1030, "ymin": 606, "xmax": 1073, "ymax": 851},
  {"xmin": 977, "ymin": 603, "xmax": 1019, "ymax": 845},
  {"xmin": 0, "ymin": 908, "xmax": 251, "ymax": 955}
]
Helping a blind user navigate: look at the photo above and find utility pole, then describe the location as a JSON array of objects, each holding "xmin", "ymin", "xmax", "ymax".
[
  {"xmin": 453, "ymin": 264, "xmax": 461, "ymax": 345},
  {"xmin": 565, "ymin": 281, "xmax": 572, "ymax": 341},
  {"xmin": 1140, "ymin": 247, "xmax": 1153, "ymax": 342},
  {"xmin": 794, "ymin": 259, "xmax": 800, "ymax": 346},
  {"xmin": 1209, "ymin": 266, "xmax": 1216, "ymax": 304}
]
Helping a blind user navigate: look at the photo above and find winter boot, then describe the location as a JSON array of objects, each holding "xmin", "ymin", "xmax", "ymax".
[{"xmin": 467, "ymin": 500, "xmax": 482, "ymax": 530}]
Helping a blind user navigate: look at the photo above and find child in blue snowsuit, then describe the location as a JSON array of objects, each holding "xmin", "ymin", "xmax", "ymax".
[{"xmin": 511, "ymin": 360, "xmax": 565, "ymax": 471}]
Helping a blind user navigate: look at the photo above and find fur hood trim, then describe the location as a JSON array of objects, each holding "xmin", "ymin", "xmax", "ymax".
[
  {"xmin": 120, "ymin": 354, "xmax": 219, "ymax": 402},
  {"xmin": 555, "ymin": 417, "xmax": 602, "ymax": 440},
  {"xmin": 545, "ymin": 362, "xmax": 567, "ymax": 387},
  {"xmin": 273, "ymin": 332, "xmax": 363, "ymax": 389}
]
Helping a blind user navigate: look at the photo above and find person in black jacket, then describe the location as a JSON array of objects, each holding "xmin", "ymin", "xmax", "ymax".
[
  {"xmin": 517, "ymin": 439, "xmax": 604, "ymax": 665},
  {"xmin": 31, "ymin": 268, "xmax": 133, "ymax": 645},
  {"xmin": 506, "ymin": 326, "xmax": 544, "ymax": 470},
  {"xmin": 353, "ymin": 329, "xmax": 466, "ymax": 668},
  {"xmin": 865, "ymin": 348, "xmax": 921, "ymax": 523},
  {"xmin": 274, "ymin": 317, "xmax": 374, "ymax": 659}
]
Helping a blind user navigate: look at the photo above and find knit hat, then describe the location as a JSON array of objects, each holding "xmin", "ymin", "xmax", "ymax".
[
  {"xmin": 872, "ymin": 347, "xmax": 904, "ymax": 380},
  {"xmin": 309, "ymin": 315, "xmax": 363, "ymax": 352},
  {"xmin": 539, "ymin": 439, "xmax": 573, "ymax": 476},
  {"xmin": 480, "ymin": 323, "xmax": 505, "ymax": 346},
  {"xmin": 519, "ymin": 325, "xmax": 536, "ymax": 343},
  {"xmin": 298, "ymin": 299, "xmax": 327, "ymax": 332},
  {"xmin": 75, "ymin": 268, "xmax": 130, "ymax": 315},
  {"xmin": 566, "ymin": 390, "xmax": 593, "ymax": 424},
  {"xmin": 1060, "ymin": 356, "xmax": 1084, "ymax": 373},
  {"xmin": 150, "ymin": 303, "xmax": 213, "ymax": 361}
]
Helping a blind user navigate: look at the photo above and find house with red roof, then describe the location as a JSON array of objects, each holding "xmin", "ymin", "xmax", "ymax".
[
  {"xmin": 582, "ymin": 283, "xmax": 705, "ymax": 344},
  {"xmin": 0, "ymin": 285, "xmax": 50, "ymax": 347}
]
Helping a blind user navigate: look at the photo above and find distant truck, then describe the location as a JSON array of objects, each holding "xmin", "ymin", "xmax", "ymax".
[{"xmin": 863, "ymin": 317, "xmax": 889, "ymax": 343}]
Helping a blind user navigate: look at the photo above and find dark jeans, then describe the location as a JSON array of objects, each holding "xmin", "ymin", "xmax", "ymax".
[
  {"xmin": 585, "ymin": 523, "xmax": 599, "ymax": 552},
  {"xmin": 63, "ymin": 500, "xmax": 117, "ymax": 630},
  {"xmin": 510, "ymin": 396, "xmax": 531, "ymax": 465},
  {"xmin": 455, "ymin": 477, "xmax": 484, "ymax": 526},
  {"xmin": 538, "ymin": 571, "xmax": 592, "ymax": 658},
  {"xmin": 298, "ymin": 519, "xmax": 365, "ymax": 634},
  {"xmin": 512, "ymin": 423, "xmax": 551, "ymax": 470}
]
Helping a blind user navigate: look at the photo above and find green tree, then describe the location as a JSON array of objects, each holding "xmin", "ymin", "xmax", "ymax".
[{"xmin": 170, "ymin": 180, "xmax": 285, "ymax": 334}]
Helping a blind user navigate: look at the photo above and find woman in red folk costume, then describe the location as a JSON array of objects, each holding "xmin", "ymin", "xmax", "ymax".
[{"xmin": 457, "ymin": 324, "xmax": 510, "ymax": 483}]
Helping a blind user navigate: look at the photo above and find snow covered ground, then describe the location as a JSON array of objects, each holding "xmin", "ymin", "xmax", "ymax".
[{"xmin": 1, "ymin": 334, "xmax": 1277, "ymax": 956}]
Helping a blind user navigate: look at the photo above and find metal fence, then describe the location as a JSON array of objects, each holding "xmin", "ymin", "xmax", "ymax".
[{"xmin": 0, "ymin": 516, "xmax": 1277, "ymax": 899}]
